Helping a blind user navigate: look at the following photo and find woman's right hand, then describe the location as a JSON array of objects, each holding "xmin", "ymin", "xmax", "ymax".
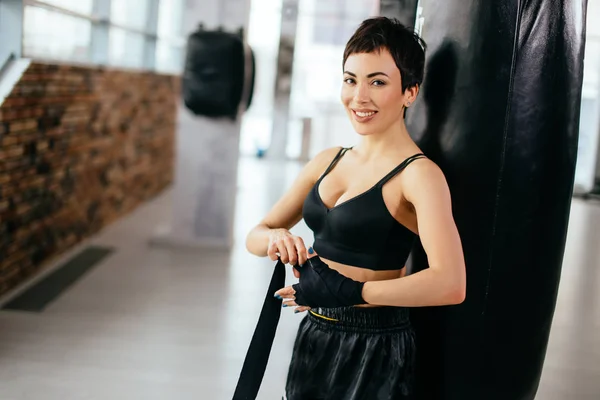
[{"xmin": 267, "ymin": 229, "xmax": 308, "ymax": 278}]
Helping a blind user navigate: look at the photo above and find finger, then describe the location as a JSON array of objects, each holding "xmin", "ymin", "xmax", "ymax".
[
  {"xmin": 277, "ymin": 240, "xmax": 289, "ymax": 264},
  {"xmin": 282, "ymin": 237, "xmax": 298, "ymax": 266},
  {"xmin": 274, "ymin": 286, "xmax": 296, "ymax": 298},
  {"xmin": 292, "ymin": 267, "xmax": 300, "ymax": 279},
  {"xmin": 267, "ymin": 241, "xmax": 278, "ymax": 261},
  {"xmin": 295, "ymin": 237, "xmax": 307, "ymax": 265},
  {"xmin": 282, "ymin": 300, "xmax": 298, "ymax": 308},
  {"xmin": 280, "ymin": 292, "xmax": 296, "ymax": 300},
  {"xmin": 294, "ymin": 306, "xmax": 311, "ymax": 314}
]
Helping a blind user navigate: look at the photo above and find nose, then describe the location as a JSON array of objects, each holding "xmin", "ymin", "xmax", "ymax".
[{"xmin": 354, "ymin": 83, "xmax": 370, "ymax": 104}]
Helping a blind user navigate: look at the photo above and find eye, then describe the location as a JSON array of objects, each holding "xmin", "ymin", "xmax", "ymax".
[
  {"xmin": 344, "ymin": 77, "xmax": 355, "ymax": 85},
  {"xmin": 372, "ymin": 80, "xmax": 386, "ymax": 86}
]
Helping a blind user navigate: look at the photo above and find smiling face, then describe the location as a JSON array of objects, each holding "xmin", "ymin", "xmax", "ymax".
[{"xmin": 341, "ymin": 48, "xmax": 417, "ymax": 136}]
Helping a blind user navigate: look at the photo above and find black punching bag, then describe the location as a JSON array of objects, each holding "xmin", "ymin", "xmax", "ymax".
[
  {"xmin": 379, "ymin": 0, "xmax": 418, "ymax": 28},
  {"xmin": 182, "ymin": 26, "xmax": 250, "ymax": 119},
  {"xmin": 406, "ymin": 1, "xmax": 588, "ymax": 399}
]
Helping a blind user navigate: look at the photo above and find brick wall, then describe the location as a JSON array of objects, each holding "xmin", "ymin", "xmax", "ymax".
[{"xmin": 0, "ymin": 62, "xmax": 179, "ymax": 297}]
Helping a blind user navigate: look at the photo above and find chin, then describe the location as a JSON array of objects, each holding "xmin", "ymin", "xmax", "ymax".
[
  {"xmin": 353, "ymin": 126, "xmax": 376, "ymax": 136},
  {"xmin": 349, "ymin": 120, "xmax": 379, "ymax": 136}
]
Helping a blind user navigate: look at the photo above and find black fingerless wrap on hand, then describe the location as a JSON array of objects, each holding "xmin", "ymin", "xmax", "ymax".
[{"xmin": 292, "ymin": 256, "xmax": 367, "ymax": 308}]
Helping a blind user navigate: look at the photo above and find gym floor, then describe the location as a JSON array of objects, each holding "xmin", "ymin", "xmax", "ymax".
[{"xmin": 0, "ymin": 157, "xmax": 598, "ymax": 400}]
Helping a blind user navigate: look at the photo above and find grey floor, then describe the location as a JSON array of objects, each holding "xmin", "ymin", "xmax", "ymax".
[{"xmin": 0, "ymin": 157, "xmax": 599, "ymax": 400}]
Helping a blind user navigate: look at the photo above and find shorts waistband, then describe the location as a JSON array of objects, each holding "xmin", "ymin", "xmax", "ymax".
[{"xmin": 308, "ymin": 306, "xmax": 411, "ymax": 332}]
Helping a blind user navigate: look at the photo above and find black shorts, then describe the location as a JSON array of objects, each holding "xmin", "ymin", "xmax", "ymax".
[{"xmin": 284, "ymin": 306, "xmax": 416, "ymax": 400}]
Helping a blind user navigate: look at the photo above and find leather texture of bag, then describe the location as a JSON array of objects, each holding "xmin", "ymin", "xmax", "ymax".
[
  {"xmin": 404, "ymin": 1, "xmax": 587, "ymax": 399},
  {"xmin": 182, "ymin": 27, "xmax": 252, "ymax": 119}
]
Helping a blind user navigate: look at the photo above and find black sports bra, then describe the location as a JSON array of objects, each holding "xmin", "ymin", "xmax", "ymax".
[{"xmin": 302, "ymin": 147, "xmax": 426, "ymax": 271}]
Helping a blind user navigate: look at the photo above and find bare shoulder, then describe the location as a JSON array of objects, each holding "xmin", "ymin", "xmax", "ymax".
[
  {"xmin": 401, "ymin": 158, "xmax": 452, "ymax": 205},
  {"xmin": 256, "ymin": 146, "xmax": 344, "ymax": 231},
  {"xmin": 313, "ymin": 146, "xmax": 345, "ymax": 164},
  {"xmin": 302, "ymin": 146, "xmax": 345, "ymax": 181}
]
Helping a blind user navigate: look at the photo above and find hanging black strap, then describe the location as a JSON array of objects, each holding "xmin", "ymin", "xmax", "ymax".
[{"xmin": 232, "ymin": 260, "xmax": 286, "ymax": 400}]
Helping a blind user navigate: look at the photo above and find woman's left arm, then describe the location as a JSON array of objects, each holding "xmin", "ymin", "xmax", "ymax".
[{"xmin": 362, "ymin": 162, "xmax": 466, "ymax": 307}]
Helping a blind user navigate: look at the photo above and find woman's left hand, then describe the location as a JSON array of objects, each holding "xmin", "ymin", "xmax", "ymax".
[
  {"xmin": 275, "ymin": 248, "xmax": 367, "ymax": 312},
  {"xmin": 275, "ymin": 248, "xmax": 320, "ymax": 314}
]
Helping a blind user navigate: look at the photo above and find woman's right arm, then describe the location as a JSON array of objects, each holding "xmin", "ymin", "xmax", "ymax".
[{"xmin": 245, "ymin": 147, "xmax": 342, "ymax": 266}]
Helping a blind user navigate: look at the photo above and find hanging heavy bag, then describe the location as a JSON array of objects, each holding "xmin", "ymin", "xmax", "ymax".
[
  {"xmin": 404, "ymin": 1, "xmax": 587, "ymax": 399},
  {"xmin": 239, "ymin": 41, "xmax": 257, "ymax": 113},
  {"xmin": 244, "ymin": 46, "xmax": 256, "ymax": 112},
  {"xmin": 182, "ymin": 26, "xmax": 246, "ymax": 119}
]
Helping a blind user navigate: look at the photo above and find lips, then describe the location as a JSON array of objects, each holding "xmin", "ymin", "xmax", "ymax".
[{"xmin": 351, "ymin": 109, "xmax": 378, "ymax": 123}]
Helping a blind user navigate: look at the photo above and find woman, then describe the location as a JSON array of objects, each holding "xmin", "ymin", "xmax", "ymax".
[{"xmin": 245, "ymin": 17, "xmax": 466, "ymax": 400}]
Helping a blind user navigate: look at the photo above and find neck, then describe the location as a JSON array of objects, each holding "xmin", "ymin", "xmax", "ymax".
[{"xmin": 355, "ymin": 119, "xmax": 417, "ymax": 159}]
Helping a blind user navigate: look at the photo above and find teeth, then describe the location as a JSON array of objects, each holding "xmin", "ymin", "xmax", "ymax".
[{"xmin": 355, "ymin": 111, "xmax": 375, "ymax": 117}]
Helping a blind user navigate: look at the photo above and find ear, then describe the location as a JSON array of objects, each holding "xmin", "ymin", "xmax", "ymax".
[{"xmin": 404, "ymin": 84, "xmax": 420, "ymax": 105}]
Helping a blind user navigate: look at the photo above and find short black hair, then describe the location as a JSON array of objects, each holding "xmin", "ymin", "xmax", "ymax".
[{"xmin": 343, "ymin": 17, "xmax": 427, "ymax": 92}]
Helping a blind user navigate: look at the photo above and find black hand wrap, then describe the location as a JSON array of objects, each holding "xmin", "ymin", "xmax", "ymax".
[{"xmin": 292, "ymin": 256, "xmax": 366, "ymax": 308}]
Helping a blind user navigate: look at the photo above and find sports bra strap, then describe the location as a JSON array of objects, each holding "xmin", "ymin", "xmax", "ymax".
[
  {"xmin": 376, "ymin": 153, "xmax": 426, "ymax": 187},
  {"xmin": 320, "ymin": 147, "xmax": 351, "ymax": 178}
]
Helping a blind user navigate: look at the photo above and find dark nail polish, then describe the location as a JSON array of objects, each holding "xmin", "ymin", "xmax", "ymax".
[
  {"xmin": 308, "ymin": 247, "xmax": 314, "ymax": 254},
  {"xmin": 282, "ymin": 304, "xmax": 288, "ymax": 308},
  {"xmin": 274, "ymin": 294, "xmax": 281, "ymax": 300},
  {"xmin": 294, "ymin": 310, "xmax": 299, "ymax": 314}
]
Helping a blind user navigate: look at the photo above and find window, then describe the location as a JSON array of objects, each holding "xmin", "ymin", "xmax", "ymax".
[
  {"xmin": 20, "ymin": 0, "xmax": 185, "ymax": 73},
  {"xmin": 108, "ymin": 27, "xmax": 146, "ymax": 69},
  {"xmin": 22, "ymin": 4, "xmax": 92, "ymax": 63},
  {"xmin": 156, "ymin": 39, "xmax": 184, "ymax": 74},
  {"xmin": 157, "ymin": 0, "xmax": 183, "ymax": 38},
  {"xmin": 37, "ymin": 0, "xmax": 94, "ymax": 15},
  {"xmin": 155, "ymin": 0, "xmax": 185, "ymax": 73},
  {"xmin": 110, "ymin": 0, "xmax": 150, "ymax": 31},
  {"xmin": 107, "ymin": 0, "xmax": 150, "ymax": 69}
]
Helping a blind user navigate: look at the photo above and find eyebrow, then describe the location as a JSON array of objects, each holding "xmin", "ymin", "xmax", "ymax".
[{"xmin": 344, "ymin": 71, "xmax": 389, "ymax": 78}]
